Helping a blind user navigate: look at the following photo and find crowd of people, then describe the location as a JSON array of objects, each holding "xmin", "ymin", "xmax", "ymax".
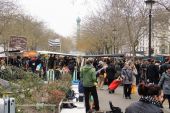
[
  {"xmin": 80, "ymin": 57, "xmax": 170, "ymax": 113},
  {"xmin": 0, "ymin": 54, "xmax": 77, "ymax": 79},
  {"xmin": 1, "ymin": 54, "xmax": 170, "ymax": 113}
]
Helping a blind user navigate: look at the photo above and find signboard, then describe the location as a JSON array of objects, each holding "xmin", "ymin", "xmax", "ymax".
[
  {"xmin": 9, "ymin": 36, "xmax": 27, "ymax": 50},
  {"xmin": 48, "ymin": 39, "xmax": 61, "ymax": 47}
]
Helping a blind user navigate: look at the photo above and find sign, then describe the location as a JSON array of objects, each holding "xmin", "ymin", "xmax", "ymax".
[
  {"xmin": 9, "ymin": 36, "xmax": 27, "ymax": 50},
  {"xmin": 48, "ymin": 39, "xmax": 61, "ymax": 47}
]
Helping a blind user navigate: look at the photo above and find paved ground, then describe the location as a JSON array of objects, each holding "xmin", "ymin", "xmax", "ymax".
[{"xmin": 97, "ymin": 85, "xmax": 170, "ymax": 113}]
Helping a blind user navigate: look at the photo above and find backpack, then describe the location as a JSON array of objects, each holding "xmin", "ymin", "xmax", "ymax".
[{"xmin": 66, "ymin": 89, "xmax": 75, "ymax": 100}]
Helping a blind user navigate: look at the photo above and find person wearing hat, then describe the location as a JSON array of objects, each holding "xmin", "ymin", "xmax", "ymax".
[
  {"xmin": 96, "ymin": 61, "xmax": 106, "ymax": 89},
  {"xmin": 80, "ymin": 58, "xmax": 100, "ymax": 113},
  {"xmin": 158, "ymin": 65, "xmax": 170, "ymax": 109}
]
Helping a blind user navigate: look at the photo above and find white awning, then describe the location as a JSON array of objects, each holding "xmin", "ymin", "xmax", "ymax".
[{"xmin": 0, "ymin": 46, "xmax": 6, "ymax": 57}]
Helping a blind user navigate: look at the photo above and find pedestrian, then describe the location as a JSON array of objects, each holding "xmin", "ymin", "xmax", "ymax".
[
  {"xmin": 146, "ymin": 58, "xmax": 160, "ymax": 84},
  {"xmin": 97, "ymin": 61, "xmax": 106, "ymax": 89},
  {"xmin": 159, "ymin": 57, "xmax": 170, "ymax": 76},
  {"xmin": 80, "ymin": 58, "xmax": 100, "ymax": 113},
  {"xmin": 130, "ymin": 63, "xmax": 137, "ymax": 94},
  {"xmin": 125, "ymin": 83, "xmax": 164, "ymax": 113},
  {"xmin": 158, "ymin": 65, "xmax": 170, "ymax": 109},
  {"xmin": 134, "ymin": 60, "xmax": 141, "ymax": 85},
  {"xmin": 121, "ymin": 62, "xmax": 133, "ymax": 99},
  {"xmin": 106, "ymin": 59, "xmax": 116, "ymax": 94},
  {"xmin": 140, "ymin": 60, "xmax": 148, "ymax": 83}
]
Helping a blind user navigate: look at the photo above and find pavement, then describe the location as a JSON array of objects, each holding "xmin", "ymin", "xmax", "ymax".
[{"xmin": 97, "ymin": 85, "xmax": 170, "ymax": 113}]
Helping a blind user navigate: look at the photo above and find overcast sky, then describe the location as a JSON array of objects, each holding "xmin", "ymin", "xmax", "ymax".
[{"xmin": 19, "ymin": 0, "xmax": 99, "ymax": 37}]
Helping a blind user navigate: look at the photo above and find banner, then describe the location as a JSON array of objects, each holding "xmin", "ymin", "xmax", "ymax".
[
  {"xmin": 48, "ymin": 39, "xmax": 61, "ymax": 47},
  {"xmin": 9, "ymin": 36, "xmax": 27, "ymax": 50}
]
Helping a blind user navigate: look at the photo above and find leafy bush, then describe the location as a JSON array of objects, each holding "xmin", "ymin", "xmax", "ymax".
[
  {"xmin": 0, "ymin": 66, "xmax": 72, "ymax": 113},
  {"xmin": 0, "ymin": 66, "xmax": 28, "ymax": 80}
]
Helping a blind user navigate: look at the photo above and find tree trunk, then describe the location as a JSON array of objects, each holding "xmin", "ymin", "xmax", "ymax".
[{"xmin": 132, "ymin": 44, "xmax": 136, "ymax": 62}]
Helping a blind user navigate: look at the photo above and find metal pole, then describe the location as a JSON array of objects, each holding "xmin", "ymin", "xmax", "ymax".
[
  {"xmin": 148, "ymin": 9, "xmax": 152, "ymax": 58},
  {"xmin": 114, "ymin": 36, "xmax": 116, "ymax": 54}
]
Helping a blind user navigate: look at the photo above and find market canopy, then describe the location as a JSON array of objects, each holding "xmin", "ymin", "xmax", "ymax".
[
  {"xmin": 0, "ymin": 46, "xmax": 6, "ymax": 58},
  {"xmin": 22, "ymin": 51, "xmax": 38, "ymax": 58}
]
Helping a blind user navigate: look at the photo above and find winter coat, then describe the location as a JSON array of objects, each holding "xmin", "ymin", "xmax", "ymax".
[
  {"xmin": 125, "ymin": 96, "xmax": 163, "ymax": 113},
  {"xmin": 132, "ymin": 68, "xmax": 138, "ymax": 85},
  {"xmin": 158, "ymin": 72, "xmax": 170, "ymax": 95},
  {"xmin": 121, "ymin": 67, "xmax": 133, "ymax": 84},
  {"xmin": 125, "ymin": 101, "xmax": 163, "ymax": 113},
  {"xmin": 106, "ymin": 64, "xmax": 116, "ymax": 80},
  {"xmin": 146, "ymin": 64, "xmax": 159, "ymax": 84},
  {"xmin": 80, "ymin": 64, "xmax": 97, "ymax": 87},
  {"xmin": 160, "ymin": 63, "xmax": 170, "ymax": 75}
]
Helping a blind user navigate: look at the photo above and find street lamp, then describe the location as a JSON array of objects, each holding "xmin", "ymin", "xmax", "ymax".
[
  {"xmin": 112, "ymin": 28, "xmax": 117, "ymax": 54},
  {"xmin": 145, "ymin": 0, "xmax": 155, "ymax": 58}
]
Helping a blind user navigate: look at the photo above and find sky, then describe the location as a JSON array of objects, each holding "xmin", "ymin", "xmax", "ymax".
[{"xmin": 18, "ymin": 0, "xmax": 99, "ymax": 37}]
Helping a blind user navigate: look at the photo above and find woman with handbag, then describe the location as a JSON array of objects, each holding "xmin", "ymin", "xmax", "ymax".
[
  {"xmin": 130, "ymin": 63, "xmax": 138, "ymax": 94},
  {"xmin": 121, "ymin": 62, "xmax": 133, "ymax": 99}
]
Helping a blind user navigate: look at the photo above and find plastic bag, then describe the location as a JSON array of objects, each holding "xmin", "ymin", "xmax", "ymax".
[{"xmin": 131, "ymin": 84, "xmax": 137, "ymax": 94}]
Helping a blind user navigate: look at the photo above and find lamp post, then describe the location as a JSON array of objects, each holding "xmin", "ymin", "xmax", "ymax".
[
  {"xmin": 112, "ymin": 28, "xmax": 117, "ymax": 54},
  {"xmin": 145, "ymin": 0, "xmax": 155, "ymax": 58}
]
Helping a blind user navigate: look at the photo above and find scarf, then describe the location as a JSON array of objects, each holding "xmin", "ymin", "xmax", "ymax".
[{"xmin": 139, "ymin": 96, "xmax": 163, "ymax": 108}]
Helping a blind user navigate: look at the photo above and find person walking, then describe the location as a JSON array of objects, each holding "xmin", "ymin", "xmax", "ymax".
[
  {"xmin": 134, "ymin": 60, "xmax": 141, "ymax": 85},
  {"xmin": 106, "ymin": 59, "xmax": 116, "ymax": 93},
  {"xmin": 158, "ymin": 65, "xmax": 170, "ymax": 109},
  {"xmin": 125, "ymin": 83, "xmax": 164, "ymax": 113},
  {"xmin": 160, "ymin": 58, "xmax": 170, "ymax": 76},
  {"xmin": 146, "ymin": 59, "xmax": 160, "ymax": 84},
  {"xmin": 140, "ymin": 60, "xmax": 148, "ymax": 83},
  {"xmin": 96, "ymin": 61, "xmax": 105, "ymax": 89},
  {"xmin": 121, "ymin": 62, "xmax": 133, "ymax": 99},
  {"xmin": 80, "ymin": 58, "xmax": 100, "ymax": 113},
  {"xmin": 130, "ymin": 63, "xmax": 138, "ymax": 94}
]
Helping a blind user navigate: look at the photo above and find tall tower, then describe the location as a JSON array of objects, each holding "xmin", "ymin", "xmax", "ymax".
[
  {"xmin": 76, "ymin": 17, "xmax": 81, "ymax": 50},
  {"xmin": 76, "ymin": 16, "xmax": 81, "ymax": 39}
]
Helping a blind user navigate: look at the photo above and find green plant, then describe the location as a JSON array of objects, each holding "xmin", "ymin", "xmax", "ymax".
[{"xmin": 0, "ymin": 67, "xmax": 72, "ymax": 113}]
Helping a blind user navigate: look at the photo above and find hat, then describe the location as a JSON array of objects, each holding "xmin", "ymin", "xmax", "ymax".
[
  {"xmin": 86, "ymin": 57, "xmax": 93, "ymax": 64},
  {"xmin": 147, "ymin": 58, "xmax": 154, "ymax": 62},
  {"xmin": 98, "ymin": 61, "xmax": 104, "ymax": 66}
]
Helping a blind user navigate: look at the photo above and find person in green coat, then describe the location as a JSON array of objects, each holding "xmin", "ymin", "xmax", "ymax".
[{"xmin": 80, "ymin": 57, "xmax": 100, "ymax": 113}]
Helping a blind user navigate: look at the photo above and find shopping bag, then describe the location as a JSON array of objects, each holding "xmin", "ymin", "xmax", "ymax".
[
  {"xmin": 131, "ymin": 84, "xmax": 137, "ymax": 94},
  {"xmin": 78, "ymin": 80, "xmax": 84, "ymax": 93},
  {"xmin": 104, "ymin": 73, "xmax": 107, "ymax": 78},
  {"xmin": 72, "ymin": 69, "xmax": 79, "ymax": 85},
  {"xmin": 36, "ymin": 63, "xmax": 42, "ymax": 71},
  {"xmin": 108, "ymin": 79, "xmax": 122, "ymax": 91}
]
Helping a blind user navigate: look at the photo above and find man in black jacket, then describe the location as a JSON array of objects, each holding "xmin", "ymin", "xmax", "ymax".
[
  {"xmin": 106, "ymin": 59, "xmax": 116, "ymax": 93},
  {"xmin": 146, "ymin": 59, "xmax": 159, "ymax": 84}
]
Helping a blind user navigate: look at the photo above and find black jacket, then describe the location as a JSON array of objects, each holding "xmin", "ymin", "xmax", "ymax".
[
  {"xmin": 146, "ymin": 64, "xmax": 159, "ymax": 84},
  {"xmin": 106, "ymin": 64, "xmax": 116, "ymax": 80},
  {"xmin": 125, "ymin": 101, "xmax": 163, "ymax": 113}
]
